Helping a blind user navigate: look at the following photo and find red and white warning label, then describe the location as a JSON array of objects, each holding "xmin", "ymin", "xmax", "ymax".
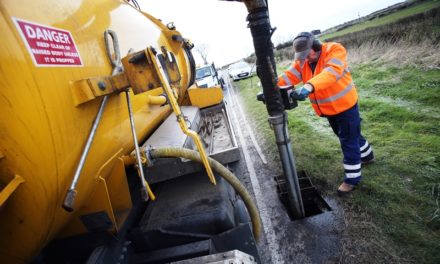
[{"xmin": 13, "ymin": 18, "xmax": 83, "ymax": 67}]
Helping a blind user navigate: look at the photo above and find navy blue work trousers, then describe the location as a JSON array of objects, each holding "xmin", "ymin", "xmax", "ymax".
[{"xmin": 327, "ymin": 103, "xmax": 373, "ymax": 185}]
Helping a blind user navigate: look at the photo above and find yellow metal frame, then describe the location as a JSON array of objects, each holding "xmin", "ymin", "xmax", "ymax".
[
  {"xmin": 188, "ymin": 85, "xmax": 224, "ymax": 108},
  {"xmin": 70, "ymin": 73, "xmax": 130, "ymax": 106},
  {"xmin": 59, "ymin": 150, "xmax": 132, "ymax": 237}
]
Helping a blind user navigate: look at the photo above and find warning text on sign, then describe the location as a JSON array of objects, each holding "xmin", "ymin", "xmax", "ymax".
[{"xmin": 14, "ymin": 18, "xmax": 83, "ymax": 66}]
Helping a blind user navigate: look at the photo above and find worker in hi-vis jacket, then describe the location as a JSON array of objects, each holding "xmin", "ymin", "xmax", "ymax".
[{"xmin": 277, "ymin": 31, "xmax": 374, "ymax": 196}]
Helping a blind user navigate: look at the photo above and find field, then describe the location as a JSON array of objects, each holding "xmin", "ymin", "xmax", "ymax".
[
  {"xmin": 235, "ymin": 2, "xmax": 440, "ymax": 262},
  {"xmin": 321, "ymin": 0, "xmax": 440, "ymax": 40}
]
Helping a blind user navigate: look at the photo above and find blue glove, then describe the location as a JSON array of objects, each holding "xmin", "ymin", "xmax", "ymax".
[{"xmin": 291, "ymin": 84, "xmax": 313, "ymax": 101}]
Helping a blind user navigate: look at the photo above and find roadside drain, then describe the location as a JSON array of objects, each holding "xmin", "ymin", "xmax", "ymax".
[{"xmin": 275, "ymin": 170, "xmax": 332, "ymax": 220}]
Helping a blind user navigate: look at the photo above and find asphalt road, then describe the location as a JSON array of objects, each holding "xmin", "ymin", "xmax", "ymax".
[{"xmin": 223, "ymin": 76, "xmax": 346, "ymax": 264}]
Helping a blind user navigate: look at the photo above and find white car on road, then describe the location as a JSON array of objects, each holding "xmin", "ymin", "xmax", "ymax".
[{"xmin": 228, "ymin": 61, "xmax": 254, "ymax": 81}]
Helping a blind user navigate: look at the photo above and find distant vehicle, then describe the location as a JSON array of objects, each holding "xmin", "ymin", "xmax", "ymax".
[
  {"xmin": 195, "ymin": 63, "xmax": 223, "ymax": 88},
  {"xmin": 228, "ymin": 61, "xmax": 254, "ymax": 81}
]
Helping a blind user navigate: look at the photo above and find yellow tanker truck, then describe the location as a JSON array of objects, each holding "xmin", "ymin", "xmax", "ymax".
[
  {"xmin": 0, "ymin": 0, "xmax": 271, "ymax": 262},
  {"xmin": 1, "ymin": 0, "xmax": 308, "ymax": 262}
]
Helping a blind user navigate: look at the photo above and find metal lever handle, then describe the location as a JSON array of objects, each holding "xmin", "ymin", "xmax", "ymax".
[
  {"xmin": 62, "ymin": 96, "xmax": 108, "ymax": 212},
  {"xmin": 125, "ymin": 90, "xmax": 155, "ymax": 201}
]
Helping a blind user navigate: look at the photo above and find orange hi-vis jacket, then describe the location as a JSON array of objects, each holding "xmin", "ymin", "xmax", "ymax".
[{"xmin": 278, "ymin": 42, "xmax": 358, "ymax": 116}]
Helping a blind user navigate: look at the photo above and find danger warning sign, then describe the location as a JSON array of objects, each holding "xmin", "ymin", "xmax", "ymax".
[{"xmin": 13, "ymin": 17, "xmax": 83, "ymax": 67}]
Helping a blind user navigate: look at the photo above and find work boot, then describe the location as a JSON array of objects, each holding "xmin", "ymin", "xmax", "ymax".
[
  {"xmin": 337, "ymin": 182, "xmax": 356, "ymax": 197},
  {"xmin": 361, "ymin": 152, "xmax": 375, "ymax": 165},
  {"xmin": 361, "ymin": 157, "xmax": 375, "ymax": 165}
]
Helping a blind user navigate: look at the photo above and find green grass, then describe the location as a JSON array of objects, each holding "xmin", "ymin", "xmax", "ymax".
[
  {"xmin": 353, "ymin": 64, "xmax": 440, "ymax": 107},
  {"xmin": 234, "ymin": 61, "xmax": 440, "ymax": 262},
  {"xmin": 321, "ymin": 0, "xmax": 440, "ymax": 40}
]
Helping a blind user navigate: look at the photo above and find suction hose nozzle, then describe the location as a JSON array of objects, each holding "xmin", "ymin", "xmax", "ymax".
[{"xmin": 149, "ymin": 147, "xmax": 262, "ymax": 242}]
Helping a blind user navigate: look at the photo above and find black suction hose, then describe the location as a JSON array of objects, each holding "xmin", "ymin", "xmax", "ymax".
[
  {"xmin": 243, "ymin": 0, "xmax": 305, "ymax": 218},
  {"xmin": 246, "ymin": 5, "xmax": 283, "ymax": 116}
]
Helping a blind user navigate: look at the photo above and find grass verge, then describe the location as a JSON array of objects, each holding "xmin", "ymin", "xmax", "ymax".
[{"xmin": 234, "ymin": 59, "xmax": 440, "ymax": 262}]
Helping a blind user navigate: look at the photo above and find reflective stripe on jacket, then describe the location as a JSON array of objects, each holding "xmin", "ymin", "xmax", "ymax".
[{"xmin": 277, "ymin": 42, "xmax": 358, "ymax": 116}]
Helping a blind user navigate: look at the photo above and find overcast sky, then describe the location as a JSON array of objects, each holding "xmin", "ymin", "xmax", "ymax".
[{"xmin": 141, "ymin": 0, "xmax": 404, "ymax": 67}]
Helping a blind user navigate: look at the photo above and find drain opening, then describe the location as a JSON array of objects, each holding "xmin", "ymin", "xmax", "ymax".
[{"xmin": 275, "ymin": 170, "xmax": 331, "ymax": 220}]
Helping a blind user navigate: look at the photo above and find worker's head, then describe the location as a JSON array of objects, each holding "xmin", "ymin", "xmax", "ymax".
[{"xmin": 293, "ymin": 32, "xmax": 322, "ymax": 62}]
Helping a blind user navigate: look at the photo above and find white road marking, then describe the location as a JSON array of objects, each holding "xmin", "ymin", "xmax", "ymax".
[
  {"xmin": 226, "ymin": 79, "xmax": 285, "ymax": 264},
  {"xmin": 229, "ymin": 84, "xmax": 267, "ymax": 164}
]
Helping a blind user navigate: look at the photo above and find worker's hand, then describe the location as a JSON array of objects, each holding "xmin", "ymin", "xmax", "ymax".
[{"xmin": 291, "ymin": 83, "xmax": 314, "ymax": 101}]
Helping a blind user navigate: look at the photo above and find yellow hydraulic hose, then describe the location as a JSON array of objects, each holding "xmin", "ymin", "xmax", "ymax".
[{"xmin": 149, "ymin": 147, "xmax": 262, "ymax": 242}]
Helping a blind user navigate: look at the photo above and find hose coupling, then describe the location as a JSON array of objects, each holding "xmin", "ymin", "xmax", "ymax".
[
  {"xmin": 246, "ymin": 8, "xmax": 269, "ymax": 27},
  {"xmin": 141, "ymin": 146, "xmax": 155, "ymax": 167}
]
